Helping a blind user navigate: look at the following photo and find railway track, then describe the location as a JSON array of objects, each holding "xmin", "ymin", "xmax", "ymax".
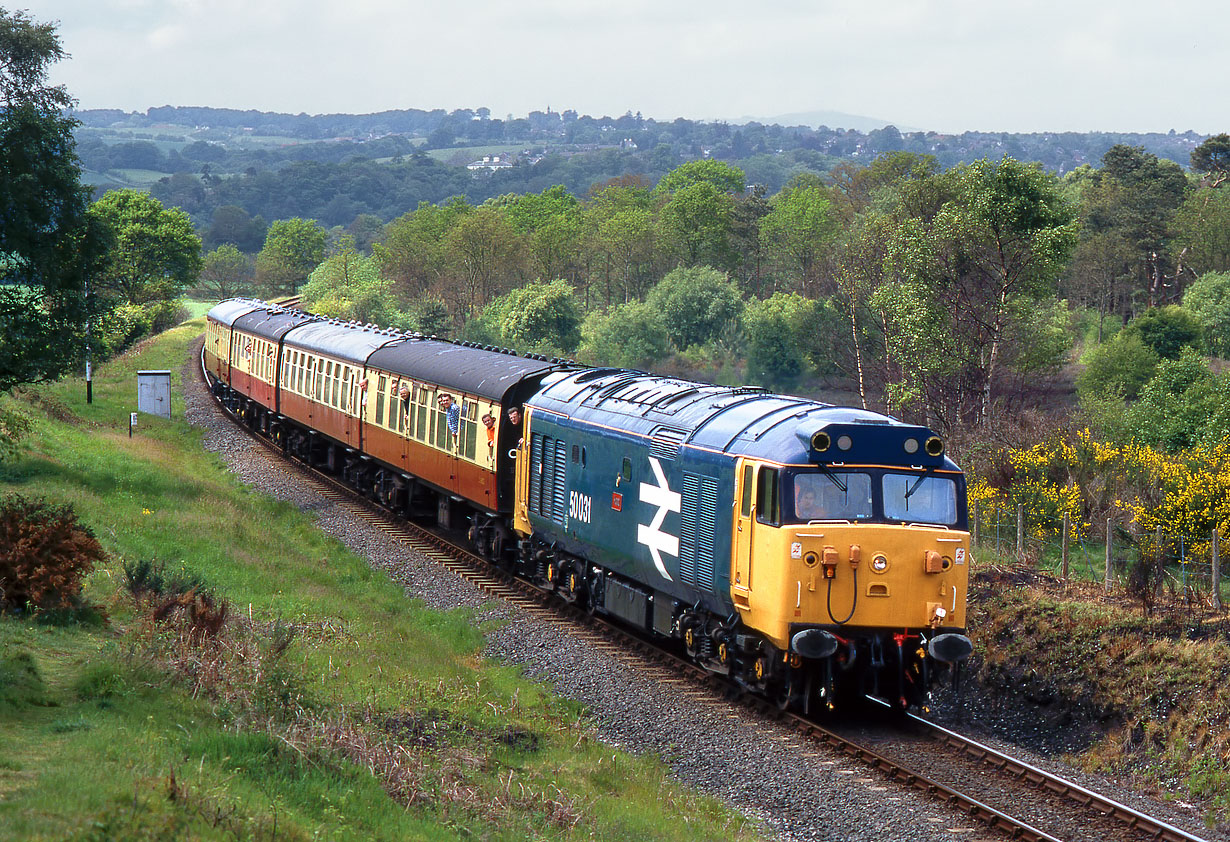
[{"xmin": 199, "ymin": 351, "xmax": 1213, "ymax": 842}]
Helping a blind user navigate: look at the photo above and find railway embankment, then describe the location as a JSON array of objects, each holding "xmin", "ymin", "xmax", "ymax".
[
  {"xmin": 0, "ymin": 320, "xmax": 764, "ymax": 842},
  {"xmin": 942, "ymin": 564, "xmax": 1230, "ymax": 834}
]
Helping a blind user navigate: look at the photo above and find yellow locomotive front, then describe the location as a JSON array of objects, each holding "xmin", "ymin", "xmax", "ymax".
[{"xmin": 731, "ymin": 425, "xmax": 973, "ymax": 711}]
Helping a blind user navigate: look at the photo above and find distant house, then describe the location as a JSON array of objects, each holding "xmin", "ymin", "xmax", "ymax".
[
  {"xmin": 619, "ymin": 137, "xmax": 638, "ymax": 150},
  {"xmin": 466, "ymin": 155, "xmax": 514, "ymax": 171}
]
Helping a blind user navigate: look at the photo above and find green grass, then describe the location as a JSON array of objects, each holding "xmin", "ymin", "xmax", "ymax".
[{"xmin": 0, "ymin": 322, "xmax": 766, "ymax": 841}]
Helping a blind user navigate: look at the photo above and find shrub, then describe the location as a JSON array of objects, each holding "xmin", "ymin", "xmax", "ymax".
[
  {"xmin": 1076, "ymin": 331, "xmax": 1159, "ymax": 399},
  {"xmin": 0, "ymin": 403, "xmax": 32, "ymax": 462},
  {"xmin": 1182, "ymin": 271, "xmax": 1230, "ymax": 358},
  {"xmin": 0, "ymin": 495, "xmax": 106, "ymax": 612},
  {"xmin": 1126, "ymin": 305, "xmax": 1203, "ymax": 360}
]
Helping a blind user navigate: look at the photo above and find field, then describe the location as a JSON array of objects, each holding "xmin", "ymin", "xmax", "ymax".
[{"xmin": 0, "ymin": 322, "xmax": 764, "ymax": 841}]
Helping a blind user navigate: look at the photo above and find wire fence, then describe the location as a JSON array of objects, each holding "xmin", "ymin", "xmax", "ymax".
[{"xmin": 971, "ymin": 501, "xmax": 1225, "ymax": 613}]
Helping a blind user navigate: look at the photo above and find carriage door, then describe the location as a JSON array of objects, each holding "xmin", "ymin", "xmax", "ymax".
[{"xmin": 732, "ymin": 459, "xmax": 755, "ymax": 605}]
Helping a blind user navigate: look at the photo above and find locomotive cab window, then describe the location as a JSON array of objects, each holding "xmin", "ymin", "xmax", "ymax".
[
  {"xmin": 883, "ymin": 473, "xmax": 958, "ymax": 525},
  {"xmin": 755, "ymin": 466, "xmax": 780, "ymax": 526},
  {"xmin": 790, "ymin": 471, "xmax": 874, "ymax": 523}
]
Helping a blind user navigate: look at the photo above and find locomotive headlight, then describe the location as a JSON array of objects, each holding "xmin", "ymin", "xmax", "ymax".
[
  {"xmin": 811, "ymin": 431, "xmax": 831, "ymax": 452},
  {"xmin": 871, "ymin": 554, "xmax": 889, "ymax": 573},
  {"xmin": 925, "ymin": 436, "xmax": 944, "ymax": 457},
  {"xmin": 837, "ymin": 435, "xmax": 852, "ymax": 451},
  {"xmin": 903, "ymin": 437, "xmax": 919, "ymax": 454}
]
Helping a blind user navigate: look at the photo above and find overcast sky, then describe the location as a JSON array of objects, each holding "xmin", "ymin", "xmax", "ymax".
[{"xmin": 26, "ymin": 0, "xmax": 1227, "ymax": 134}]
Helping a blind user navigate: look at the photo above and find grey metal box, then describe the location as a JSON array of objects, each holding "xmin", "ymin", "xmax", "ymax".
[{"xmin": 137, "ymin": 370, "xmax": 172, "ymax": 419}]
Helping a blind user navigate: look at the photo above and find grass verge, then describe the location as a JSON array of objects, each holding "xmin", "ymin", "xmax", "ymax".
[{"xmin": 0, "ymin": 322, "xmax": 763, "ymax": 842}]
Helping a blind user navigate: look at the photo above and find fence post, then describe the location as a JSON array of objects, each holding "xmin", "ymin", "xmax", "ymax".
[
  {"xmin": 1061, "ymin": 512, "xmax": 1070, "ymax": 580},
  {"xmin": 972, "ymin": 500, "xmax": 980, "ymax": 548},
  {"xmin": 1017, "ymin": 504, "xmax": 1024, "ymax": 559},
  {"xmin": 1105, "ymin": 518, "xmax": 1114, "ymax": 593},
  {"xmin": 1213, "ymin": 528, "xmax": 1222, "ymax": 612}
]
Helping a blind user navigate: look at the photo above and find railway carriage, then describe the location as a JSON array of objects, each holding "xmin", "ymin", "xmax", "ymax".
[{"xmin": 206, "ymin": 299, "xmax": 973, "ymax": 712}]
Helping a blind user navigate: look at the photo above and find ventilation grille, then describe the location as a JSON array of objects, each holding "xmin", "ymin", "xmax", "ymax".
[
  {"xmin": 679, "ymin": 472, "xmax": 719, "ymax": 591},
  {"xmin": 650, "ymin": 426, "xmax": 686, "ymax": 460}
]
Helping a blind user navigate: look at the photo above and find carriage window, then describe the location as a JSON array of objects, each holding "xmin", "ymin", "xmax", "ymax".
[
  {"xmin": 375, "ymin": 376, "xmax": 386, "ymax": 424},
  {"xmin": 463, "ymin": 400, "xmax": 478, "ymax": 459},
  {"xmin": 756, "ymin": 467, "xmax": 780, "ymax": 526},
  {"xmin": 416, "ymin": 387, "xmax": 430, "ymax": 439}
]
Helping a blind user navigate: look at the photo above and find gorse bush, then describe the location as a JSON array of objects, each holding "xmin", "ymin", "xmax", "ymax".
[
  {"xmin": 0, "ymin": 494, "xmax": 106, "ymax": 611},
  {"xmin": 974, "ymin": 430, "xmax": 1230, "ymax": 562}
]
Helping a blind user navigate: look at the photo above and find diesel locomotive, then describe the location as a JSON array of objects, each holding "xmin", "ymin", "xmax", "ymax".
[{"xmin": 205, "ymin": 298, "xmax": 973, "ymax": 712}]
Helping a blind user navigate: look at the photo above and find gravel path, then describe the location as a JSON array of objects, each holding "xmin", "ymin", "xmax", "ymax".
[{"xmin": 182, "ymin": 349, "xmax": 1216, "ymax": 842}]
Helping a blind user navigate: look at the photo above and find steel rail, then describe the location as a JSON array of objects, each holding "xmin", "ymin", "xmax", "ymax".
[{"xmin": 905, "ymin": 710, "xmax": 1210, "ymax": 842}]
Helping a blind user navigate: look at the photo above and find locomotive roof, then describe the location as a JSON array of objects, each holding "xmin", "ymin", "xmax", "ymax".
[
  {"xmin": 368, "ymin": 340, "xmax": 571, "ymax": 402},
  {"xmin": 206, "ymin": 298, "xmax": 268, "ymax": 327},
  {"xmin": 530, "ymin": 369, "xmax": 959, "ymax": 470}
]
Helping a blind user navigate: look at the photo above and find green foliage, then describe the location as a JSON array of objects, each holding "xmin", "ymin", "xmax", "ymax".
[
  {"xmin": 873, "ymin": 156, "xmax": 1078, "ymax": 426},
  {"xmin": 94, "ymin": 299, "xmax": 188, "ymax": 358},
  {"xmin": 374, "ymin": 197, "xmax": 471, "ymax": 299},
  {"xmin": 89, "ymin": 189, "xmax": 203, "ymax": 306},
  {"xmin": 1125, "ymin": 305, "xmax": 1202, "ymax": 360},
  {"xmin": 1126, "ymin": 349, "xmax": 1230, "ymax": 451},
  {"xmin": 300, "ymin": 247, "xmax": 396, "ymax": 325},
  {"xmin": 759, "ymin": 183, "xmax": 838, "ymax": 295},
  {"xmin": 1171, "ymin": 187, "xmax": 1230, "ymax": 276},
  {"xmin": 255, "ymin": 217, "xmax": 326, "ymax": 295},
  {"xmin": 653, "ymin": 159, "xmax": 745, "ymax": 196},
  {"xmin": 646, "ymin": 266, "xmax": 743, "ymax": 351},
  {"xmin": 0, "ymin": 402, "xmax": 32, "ymax": 462},
  {"xmin": 461, "ymin": 281, "xmax": 580, "ymax": 354},
  {"xmin": 498, "ymin": 280, "xmax": 581, "ymax": 353},
  {"xmin": 1077, "ymin": 331, "xmax": 1159, "ymax": 400},
  {"xmin": 0, "ymin": 10, "xmax": 109, "ymax": 393},
  {"xmin": 0, "ymin": 494, "xmax": 106, "ymax": 612},
  {"xmin": 657, "ymin": 181, "xmax": 738, "ymax": 270},
  {"xmin": 197, "ymin": 244, "xmax": 254, "ymax": 300},
  {"xmin": 1182, "ymin": 271, "xmax": 1230, "ymax": 357},
  {"xmin": 741, "ymin": 293, "xmax": 840, "ymax": 390},
  {"xmin": 1190, "ymin": 133, "xmax": 1230, "ymax": 176},
  {"xmin": 576, "ymin": 301, "xmax": 669, "ymax": 369},
  {"xmin": 0, "ymin": 649, "xmax": 51, "ymax": 709},
  {"xmin": 401, "ymin": 297, "xmax": 452, "ymax": 337}
]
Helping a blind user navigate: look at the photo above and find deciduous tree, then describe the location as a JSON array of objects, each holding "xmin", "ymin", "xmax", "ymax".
[
  {"xmin": 0, "ymin": 8, "xmax": 108, "ymax": 392},
  {"xmin": 90, "ymin": 189, "xmax": 202, "ymax": 306},
  {"xmin": 255, "ymin": 217, "xmax": 325, "ymax": 296}
]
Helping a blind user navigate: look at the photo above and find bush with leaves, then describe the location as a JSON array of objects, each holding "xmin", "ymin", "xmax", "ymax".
[
  {"xmin": 1125, "ymin": 305, "xmax": 1203, "ymax": 361},
  {"xmin": 1126, "ymin": 349, "xmax": 1230, "ymax": 451},
  {"xmin": 645, "ymin": 265, "xmax": 743, "ymax": 351},
  {"xmin": 1077, "ymin": 331, "xmax": 1159, "ymax": 400},
  {"xmin": 1183, "ymin": 271, "xmax": 1230, "ymax": 358},
  {"xmin": 0, "ymin": 495, "xmax": 106, "ymax": 611},
  {"xmin": 0, "ymin": 403, "xmax": 32, "ymax": 462},
  {"xmin": 576, "ymin": 301, "xmax": 669, "ymax": 369}
]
